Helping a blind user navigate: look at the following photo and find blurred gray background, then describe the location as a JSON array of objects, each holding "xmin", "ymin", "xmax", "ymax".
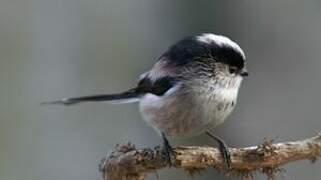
[{"xmin": 1, "ymin": 0, "xmax": 321, "ymax": 179}]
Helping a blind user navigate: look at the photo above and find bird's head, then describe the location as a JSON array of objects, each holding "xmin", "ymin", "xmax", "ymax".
[{"xmin": 163, "ymin": 33, "xmax": 248, "ymax": 88}]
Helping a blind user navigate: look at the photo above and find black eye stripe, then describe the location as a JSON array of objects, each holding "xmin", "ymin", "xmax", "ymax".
[
  {"xmin": 229, "ymin": 66, "xmax": 238, "ymax": 74},
  {"xmin": 163, "ymin": 36, "xmax": 245, "ymax": 70}
]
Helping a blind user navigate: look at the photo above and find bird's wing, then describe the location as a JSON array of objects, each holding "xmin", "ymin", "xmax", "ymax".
[{"xmin": 136, "ymin": 75, "xmax": 178, "ymax": 96}]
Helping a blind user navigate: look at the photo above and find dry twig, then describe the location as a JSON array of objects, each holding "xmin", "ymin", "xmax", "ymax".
[{"xmin": 99, "ymin": 133, "xmax": 321, "ymax": 180}]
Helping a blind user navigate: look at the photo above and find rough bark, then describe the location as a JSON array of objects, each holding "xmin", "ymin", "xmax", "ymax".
[{"xmin": 99, "ymin": 134, "xmax": 321, "ymax": 180}]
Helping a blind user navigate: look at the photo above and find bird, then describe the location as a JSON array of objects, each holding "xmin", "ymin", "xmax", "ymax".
[{"xmin": 43, "ymin": 33, "xmax": 248, "ymax": 167}]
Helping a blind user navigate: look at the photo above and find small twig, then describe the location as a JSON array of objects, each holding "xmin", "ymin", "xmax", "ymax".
[{"xmin": 99, "ymin": 133, "xmax": 321, "ymax": 180}]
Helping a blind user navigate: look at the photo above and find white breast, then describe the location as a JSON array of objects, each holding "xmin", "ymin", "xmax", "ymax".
[
  {"xmin": 199, "ymin": 78, "xmax": 242, "ymax": 128},
  {"xmin": 203, "ymin": 88, "xmax": 238, "ymax": 127},
  {"xmin": 139, "ymin": 77, "xmax": 242, "ymax": 137}
]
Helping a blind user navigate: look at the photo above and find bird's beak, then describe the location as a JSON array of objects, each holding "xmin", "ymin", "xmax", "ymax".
[{"xmin": 240, "ymin": 69, "xmax": 249, "ymax": 77}]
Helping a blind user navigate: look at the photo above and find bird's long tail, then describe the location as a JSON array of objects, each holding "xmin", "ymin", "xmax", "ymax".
[{"xmin": 41, "ymin": 89, "xmax": 141, "ymax": 105}]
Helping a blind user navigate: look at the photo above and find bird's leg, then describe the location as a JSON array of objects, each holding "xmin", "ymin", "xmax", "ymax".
[
  {"xmin": 161, "ymin": 132, "xmax": 175, "ymax": 166},
  {"xmin": 205, "ymin": 131, "xmax": 231, "ymax": 168}
]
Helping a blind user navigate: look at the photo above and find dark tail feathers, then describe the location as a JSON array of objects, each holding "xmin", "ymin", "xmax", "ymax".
[{"xmin": 42, "ymin": 89, "xmax": 141, "ymax": 105}]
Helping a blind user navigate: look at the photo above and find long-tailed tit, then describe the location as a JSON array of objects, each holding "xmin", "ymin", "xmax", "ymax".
[{"xmin": 44, "ymin": 33, "xmax": 248, "ymax": 167}]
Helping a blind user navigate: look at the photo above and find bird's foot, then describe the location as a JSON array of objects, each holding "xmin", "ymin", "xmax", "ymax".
[
  {"xmin": 205, "ymin": 131, "xmax": 231, "ymax": 168},
  {"xmin": 161, "ymin": 132, "xmax": 175, "ymax": 166}
]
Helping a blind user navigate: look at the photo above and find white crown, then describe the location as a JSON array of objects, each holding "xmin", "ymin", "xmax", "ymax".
[{"xmin": 197, "ymin": 33, "xmax": 245, "ymax": 59}]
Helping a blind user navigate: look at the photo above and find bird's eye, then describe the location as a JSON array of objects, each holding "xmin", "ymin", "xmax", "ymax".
[{"xmin": 229, "ymin": 66, "xmax": 237, "ymax": 74}]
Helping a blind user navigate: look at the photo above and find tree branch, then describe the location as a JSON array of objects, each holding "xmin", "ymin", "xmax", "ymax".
[{"xmin": 99, "ymin": 133, "xmax": 321, "ymax": 180}]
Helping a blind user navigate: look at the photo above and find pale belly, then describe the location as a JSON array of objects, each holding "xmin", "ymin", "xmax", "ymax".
[{"xmin": 139, "ymin": 88, "xmax": 237, "ymax": 137}]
